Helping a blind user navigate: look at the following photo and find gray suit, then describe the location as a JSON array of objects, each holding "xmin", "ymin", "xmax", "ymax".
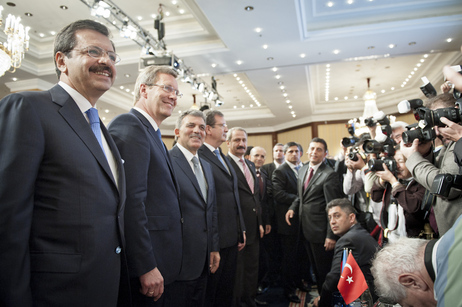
[{"xmin": 406, "ymin": 141, "xmax": 462, "ymax": 235}]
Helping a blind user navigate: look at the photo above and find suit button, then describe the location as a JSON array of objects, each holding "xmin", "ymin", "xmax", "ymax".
[
  {"xmin": 115, "ymin": 246, "xmax": 122, "ymax": 254},
  {"xmin": 253, "ymin": 208, "xmax": 256, "ymax": 212}
]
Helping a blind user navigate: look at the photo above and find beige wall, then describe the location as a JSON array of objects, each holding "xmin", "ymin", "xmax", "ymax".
[{"xmin": 317, "ymin": 122, "xmax": 347, "ymax": 159}]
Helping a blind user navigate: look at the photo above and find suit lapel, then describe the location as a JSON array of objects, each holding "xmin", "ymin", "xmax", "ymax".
[
  {"xmin": 199, "ymin": 145, "xmax": 230, "ymax": 177},
  {"xmin": 171, "ymin": 146, "xmax": 205, "ymax": 205},
  {"xmin": 303, "ymin": 164, "xmax": 324, "ymax": 195},
  {"xmin": 52, "ymin": 86, "xmax": 115, "ymax": 189}
]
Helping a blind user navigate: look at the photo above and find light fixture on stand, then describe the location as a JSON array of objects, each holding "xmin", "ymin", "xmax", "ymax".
[{"xmin": 0, "ymin": 6, "xmax": 30, "ymax": 77}]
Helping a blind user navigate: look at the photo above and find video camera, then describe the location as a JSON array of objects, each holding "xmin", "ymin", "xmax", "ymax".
[{"xmin": 430, "ymin": 173, "xmax": 462, "ymax": 198}]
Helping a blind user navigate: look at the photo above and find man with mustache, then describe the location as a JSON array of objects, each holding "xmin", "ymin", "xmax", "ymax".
[
  {"xmin": 109, "ymin": 66, "xmax": 183, "ymax": 306},
  {"xmin": 168, "ymin": 109, "xmax": 219, "ymax": 306},
  {"xmin": 226, "ymin": 127, "xmax": 264, "ymax": 307},
  {"xmin": 0, "ymin": 20, "xmax": 126, "ymax": 306}
]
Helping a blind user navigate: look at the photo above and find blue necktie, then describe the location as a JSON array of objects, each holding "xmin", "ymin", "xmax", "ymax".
[
  {"xmin": 214, "ymin": 149, "xmax": 229, "ymax": 173},
  {"xmin": 155, "ymin": 128, "xmax": 166, "ymax": 153},
  {"xmin": 192, "ymin": 156, "xmax": 207, "ymax": 202},
  {"xmin": 86, "ymin": 108, "xmax": 105, "ymax": 155}
]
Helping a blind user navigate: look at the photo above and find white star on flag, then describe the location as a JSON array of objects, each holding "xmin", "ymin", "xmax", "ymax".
[{"xmin": 346, "ymin": 276, "xmax": 354, "ymax": 284}]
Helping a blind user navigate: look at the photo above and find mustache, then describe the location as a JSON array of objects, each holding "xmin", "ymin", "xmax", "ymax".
[
  {"xmin": 237, "ymin": 146, "xmax": 246, "ymax": 150},
  {"xmin": 90, "ymin": 65, "xmax": 113, "ymax": 76}
]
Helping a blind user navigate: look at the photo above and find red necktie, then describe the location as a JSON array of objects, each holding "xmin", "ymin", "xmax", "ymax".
[{"xmin": 304, "ymin": 167, "xmax": 314, "ymax": 190}]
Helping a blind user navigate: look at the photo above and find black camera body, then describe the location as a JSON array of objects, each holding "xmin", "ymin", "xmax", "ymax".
[
  {"xmin": 363, "ymin": 138, "xmax": 395, "ymax": 156},
  {"xmin": 367, "ymin": 157, "xmax": 397, "ymax": 174},
  {"xmin": 342, "ymin": 121, "xmax": 359, "ymax": 147},
  {"xmin": 417, "ymin": 106, "xmax": 462, "ymax": 127},
  {"xmin": 430, "ymin": 173, "xmax": 462, "ymax": 198},
  {"xmin": 402, "ymin": 124, "xmax": 436, "ymax": 144}
]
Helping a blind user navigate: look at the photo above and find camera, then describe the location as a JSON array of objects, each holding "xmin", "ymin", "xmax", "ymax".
[
  {"xmin": 416, "ymin": 106, "xmax": 462, "ymax": 127},
  {"xmin": 367, "ymin": 157, "xmax": 397, "ymax": 173},
  {"xmin": 342, "ymin": 121, "xmax": 359, "ymax": 147},
  {"xmin": 430, "ymin": 173, "xmax": 462, "ymax": 198},
  {"xmin": 347, "ymin": 147, "xmax": 365, "ymax": 162},
  {"xmin": 363, "ymin": 138, "xmax": 395, "ymax": 156},
  {"xmin": 402, "ymin": 125, "xmax": 436, "ymax": 144}
]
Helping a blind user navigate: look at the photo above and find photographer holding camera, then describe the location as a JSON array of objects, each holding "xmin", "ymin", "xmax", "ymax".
[
  {"xmin": 370, "ymin": 148, "xmax": 427, "ymax": 240},
  {"xmin": 401, "ymin": 93, "xmax": 462, "ymax": 235}
]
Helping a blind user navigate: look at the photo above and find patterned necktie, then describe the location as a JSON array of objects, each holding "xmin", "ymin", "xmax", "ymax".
[
  {"xmin": 85, "ymin": 108, "xmax": 105, "ymax": 155},
  {"xmin": 239, "ymin": 158, "xmax": 254, "ymax": 193},
  {"xmin": 295, "ymin": 164, "xmax": 301, "ymax": 172},
  {"xmin": 192, "ymin": 156, "xmax": 207, "ymax": 202},
  {"xmin": 304, "ymin": 167, "xmax": 314, "ymax": 190},
  {"xmin": 214, "ymin": 149, "xmax": 229, "ymax": 173}
]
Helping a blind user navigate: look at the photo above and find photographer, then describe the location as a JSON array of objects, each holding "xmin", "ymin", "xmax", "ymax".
[
  {"xmin": 401, "ymin": 93, "xmax": 462, "ymax": 235},
  {"xmin": 370, "ymin": 149, "xmax": 426, "ymax": 240}
]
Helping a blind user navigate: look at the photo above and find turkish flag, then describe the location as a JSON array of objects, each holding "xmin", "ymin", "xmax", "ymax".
[{"xmin": 337, "ymin": 252, "xmax": 368, "ymax": 304}]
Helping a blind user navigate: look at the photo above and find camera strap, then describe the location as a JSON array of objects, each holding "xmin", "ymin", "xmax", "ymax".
[{"xmin": 424, "ymin": 239, "xmax": 438, "ymax": 282}]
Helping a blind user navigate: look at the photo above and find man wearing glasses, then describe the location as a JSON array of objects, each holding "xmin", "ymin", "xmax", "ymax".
[
  {"xmin": 0, "ymin": 20, "xmax": 126, "ymax": 306},
  {"xmin": 109, "ymin": 66, "xmax": 183, "ymax": 306}
]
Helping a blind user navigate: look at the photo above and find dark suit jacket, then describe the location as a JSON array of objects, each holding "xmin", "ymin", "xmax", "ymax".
[
  {"xmin": 0, "ymin": 85, "xmax": 126, "ymax": 306},
  {"xmin": 261, "ymin": 162, "xmax": 277, "ymax": 179},
  {"xmin": 227, "ymin": 156, "xmax": 262, "ymax": 245},
  {"xmin": 108, "ymin": 109, "xmax": 182, "ymax": 286},
  {"xmin": 319, "ymin": 223, "xmax": 379, "ymax": 307},
  {"xmin": 257, "ymin": 168, "xmax": 272, "ymax": 226},
  {"xmin": 198, "ymin": 145, "xmax": 245, "ymax": 249},
  {"xmin": 169, "ymin": 145, "xmax": 219, "ymax": 281},
  {"xmin": 290, "ymin": 163, "xmax": 344, "ymax": 243},
  {"xmin": 272, "ymin": 163, "xmax": 300, "ymax": 235}
]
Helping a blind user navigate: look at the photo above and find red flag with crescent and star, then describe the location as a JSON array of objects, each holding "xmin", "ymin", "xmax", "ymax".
[{"xmin": 337, "ymin": 252, "xmax": 368, "ymax": 304}]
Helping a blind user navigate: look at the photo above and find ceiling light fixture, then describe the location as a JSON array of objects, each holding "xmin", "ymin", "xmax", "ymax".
[
  {"xmin": 245, "ymin": 6, "xmax": 254, "ymax": 11},
  {"xmin": 0, "ymin": 6, "xmax": 31, "ymax": 77}
]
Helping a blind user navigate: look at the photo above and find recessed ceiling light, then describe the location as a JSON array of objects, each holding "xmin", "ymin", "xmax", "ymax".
[
  {"xmin": 300, "ymin": 53, "xmax": 306, "ymax": 58},
  {"xmin": 391, "ymin": 87, "xmax": 395, "ymax": 90},
  {"xmin": 233, "ymin": 106, "xmax": 237, "ymax": 109},
  {"xmin": 179, "ymin": 9, "xmax": 185, "ymax": 14},
  {"xmin": 286, "ymin": 100, "xmax": 291, "ymax": 103},
  {"xmin": 25, "ymin": 12, "xmax": 33, "ymax": 17},
  {"xmin": 333, "ymin": 49, "xmax": 340, "ymax": 54},
  {"xmin": 124, "ymin": 74, "xmax": 130, "ymax": 78},
  {"xmin": 39, "ymin": 33, "xmax": 45, "ymax": 37},
  {"xmin": 171, "ymin": 0, "xmax": 177, "ymax": 4},
  {"xmin": 388, "ymin": 44, "xmax": 396, "ymax": 48},
  {"xmin": 347, "ymin": 0, "xmax": 354, "ymax": 4},
  {"xmin": 447, "ymin": 38, "xmax": 453, "ymax": 43},
  {"xmin": 283, "ymin": 93, "xmax": 288, "ymax": 97},
  {"xmin": 236, "ymin": 60, "xmax": 242, "ymax": 65},
  {"xmin": 125, "ymin": 89, "xmax": 130, "ymax": 92},
  {"xmin": 263, "ymin": 44, "xmax": 268, "ymax": 49},
  {"xmin": 60, "ymin": 5, "xmax": 68, "ymax": 10},
  {"xmin": 102, "ymin": 117, "xmax": 106, "ymax": 121},
  {"xmin": 292, "ymin": 114, "xmax": 296, "ymax": 118},
  {"xmin": 12, "ymin": 77, "xmax": 17, "ymax": 81},
  {"xmin": 288, "ymin": 105, "xmax": 292, "ymax": 109},
  {"xmin": 326, "ymin": 64, "xmax": 331, "ymax": 67},
  {"xmin": 275, "ymin": 75, "xmax": 281, "ymax": 79},
  {"xmin": 420, "ymin": 59, "xmax": 425, "ymax": 63},
  {"xmin": 245, "ymin": 6, "xmax": 254, "ymax": 11},
  {"xmin": 178, "ymin": 110, "xmax": 182, "ymax": 113},
  {"xmin": 137, "ymin": 16, "xmax": 142, "ymax": 21},
  {"xmin": 236, "ymin": 77, "xmax": 240, "ymax": 81},
  {"xmin": 424, "ymin": 54, "xmax": 429, "ymax": 58},
  {"xmin": 381, "ymin": 90, "xmax": 385, "ymax": 93},
  {"xmin": 105, "ymin": 109, "xmax": 110, "ymax": 113},
  {"xmin": 241, "ymin": 105, "xmax": 245, "ymax": 108},
  {"xmin": 334, "ymin": 97, "xmax": 338, "ymax": 101},
  {"xmin": 165, "ymin": 11, "xmax": 171, "ymax": 16},
  {"xmin": 120, "ymin": 86, "xmax": 124, "ymax": 89},
  {"xmin": 280, "ymin": 86, "xmax": 285, "ymax": 90},
  {"xmin": 255, "ymin": 27, "xmax": 262, "ymax": 33},
  {"xmin": 327, "ymin": 1, "xmax": 334, "ymax": 7},
  {"xmin": 272, "ymin": 67, "xmax": 278, "ymax": 72},
  {"xmin": 50, "ymin": 31, "xmax": 56, "ymax": 35},
  {"xmin": 233, "ymin": 74, "xmax": 237, "ymax": 77},
  {"xmin": 354, "ymin": 95, "xmax": 358, "ymax": 99}
]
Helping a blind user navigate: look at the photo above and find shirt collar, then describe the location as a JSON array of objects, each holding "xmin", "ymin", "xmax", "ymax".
[{"xmin": 133, "ymin": 106, "xmax": 160, "ymax": 131}]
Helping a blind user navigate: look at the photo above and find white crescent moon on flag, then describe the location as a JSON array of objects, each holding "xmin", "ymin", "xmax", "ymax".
[{"xmin": 344, "ymin": 263, "xmax": 353, "ymax": 274}]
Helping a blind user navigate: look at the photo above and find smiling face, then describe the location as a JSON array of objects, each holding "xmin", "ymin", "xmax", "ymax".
[
  {"xmin": 143, "ymin": 73, "xmax": 179, "ymax": 126},
  {"xmin": 227, "ymin": 129, "xmax": 247, "ymax": 158},
  {"xmin": 56, "ymin": 29, "xmax": 116, "ymax": 105},
  {"xmin": 250, "ymin": 147, "xmax": 266, "ymax": 169},
  {"xmin": 175, "ymin": 114, "xmax": 206, "ymax": 154}
]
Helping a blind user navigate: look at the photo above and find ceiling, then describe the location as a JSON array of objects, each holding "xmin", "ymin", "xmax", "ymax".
[{"xmin": 1, "ymin": 0, "xmax": 462, "ymax": 136}]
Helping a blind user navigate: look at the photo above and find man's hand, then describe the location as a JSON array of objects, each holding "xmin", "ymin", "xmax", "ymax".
[
  {"xmin": 443, "ymin": 65, "xmax": 462, "ymax": 92},
  {"xmin": 313, "ymin": 296, "xmax": 321, "ymax": 307},
  {"xmin": 441, "ymin": 81, "xmax": 452, "ymax": 94},
  {"xmin": 285, "ymin": 209, "xmax": 295, "ymax": 226},
  {"xmin": 259, "ymin": 225, "xmax": 265, "ymax": 238},
  {"xmin": 375, "ymin": 163, "xmax": 398, "ymax": 185},
  {"xmin": 209, "ymin": 251, "xmax": 220, "ymax": 274},
  {"xmin": 324, "ymin": 238, "xmax": 336, "ymax": 251},
  {"xmin": 238, "ymin": 232, "xmax": 246, "ymax": 251},
  {"xmin": 139, "ymin": 267, "xmax": 164, "ymax": 301},
  {"xmin": 265, "ymin": 224, "xmax": 271, "ymax": 235},
  {"xmin": 400, "ymin": 139, "xmax": 419, "ymax": 159},
  {"xmin": 345, "ymin": 153, "xmax": 365, "ymax": 171},
  {"xmin": 437, "ymin": 117, "xmax": 462, "ymax": 142}
]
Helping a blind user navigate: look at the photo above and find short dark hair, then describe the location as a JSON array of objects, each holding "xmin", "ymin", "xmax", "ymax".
[
  {"xmin": 54, "ymin": 20, "xmax": 113, "ymax": 78},
  {"xmin": 283, "ymin": 141, "xmax": 299, "ymax": 154},
  {"xmin": 205, "ymin": 110, "xmax": 224, "ymax": 126},
  {"xmin": 310, "ymin": 137, "xmax": 328, "ymax": 152},
  {"xmin": 326, "ymin": 198, "xmax": 357, "ymax": 215}
]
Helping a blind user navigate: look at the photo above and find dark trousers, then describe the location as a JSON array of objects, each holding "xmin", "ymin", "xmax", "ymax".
[
  {"xmin": 233, "ymin": 241, "xmax": 259, "ymax": 307},
  {"xmin": 165, "ymin": 268, "xmax": 208, "ymax": 307},
  {"xmin": 304, "ymin": 240, "xmax": 334, "ymax": 291},
  {"xmin": 279, "ymin": 233, "xmax": 309, "ymax": 294},
  {"xmin": 205, "ymin": 245, "xmax": 238, "ymax": 307},
  {"xmin": 258, "ymin": 228, "xmax": 282, "ymax": 287}
]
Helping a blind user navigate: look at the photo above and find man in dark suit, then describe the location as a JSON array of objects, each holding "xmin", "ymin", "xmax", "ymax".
[
  {"xmin": 261, "ymin": 143, "xmax": 285, "ymax": 178},
  {"xmin": 313, "ymin": 198, "xmax": 378, "ymax": 307},
  {"xmin": 287, "ymin": 137, "xmax": 345, "ymax": 292},
  {"xmin": 0, "ymin": 20, "xmax": 126, "ymax": 306},
  {"xmin": 273, "ymin": 142, "xmax": 309, "ymax": 303},
  {"xmin": 249, "ymin": 146, "xmax": 272, "ymax": 305},
  {"xmin": 108, "ymin": 66, "xmax": 183, "ymax": 306},
  {"xmin": 168, "ymin": 110, "xmax": 220, "ymax": 306},
  {"xmin": 227, "ymin": 127, "xmax": 264, "ymax": 307},
  {"xmin": 198, "ymin": 110, "xmax": 246, "ymax": 307}
]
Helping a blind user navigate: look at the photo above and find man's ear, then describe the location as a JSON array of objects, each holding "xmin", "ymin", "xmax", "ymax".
[
  {"xmin": 398, "ymin": 273, "xmax": 430, "ymax": 291},
  {"xmin": 174, "ymin": 128, "xmax": 180, "ymax": 138},
  {"xmin": 55, "ymin": 52, "xmax": 67, "ymax": 76},
  {"xmin": 205, "ymin": 125, "xmax": 213, "ymax": 136}
]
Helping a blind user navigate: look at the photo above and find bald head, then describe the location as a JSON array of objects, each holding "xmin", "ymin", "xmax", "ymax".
[{"xmin": 249, "ymin": 146, "xmax": 267, "ymax": 169}]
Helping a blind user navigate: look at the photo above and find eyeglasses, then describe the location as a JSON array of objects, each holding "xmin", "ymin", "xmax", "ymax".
[
  {"xmin": 75, "ymin": 45, "xmax": 121, "ymax": 64},
  {"xmin": 212, "ymin": 123, "xmax": 227, "ymax": 128},
  {"xmin": 146, "ymin": 84, "xmax": 183, "ymax": 98}
]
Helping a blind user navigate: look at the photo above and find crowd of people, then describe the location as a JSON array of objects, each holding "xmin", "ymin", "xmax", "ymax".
[{"xmin": 1, "ymin": 18, "xmax": 462, "ymax": 307}]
